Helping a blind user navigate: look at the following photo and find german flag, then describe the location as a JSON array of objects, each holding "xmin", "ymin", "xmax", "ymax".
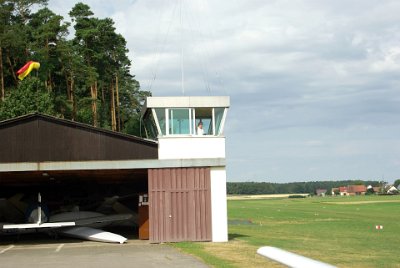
[{"xmin": 16, "ymin": 61, "xmax": 40, "ymax": 80}]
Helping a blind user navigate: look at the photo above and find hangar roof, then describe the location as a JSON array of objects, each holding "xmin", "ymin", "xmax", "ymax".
[
  {"xmin": 0, "ymin": 113, "xmax": 158, "ymax": 163},
  {"xmin": 0, "ymin": 113, "xmax": 225, "ymax": 183}
]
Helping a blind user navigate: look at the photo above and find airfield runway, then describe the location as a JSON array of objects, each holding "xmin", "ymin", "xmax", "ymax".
[{"xmin": 0, "ymin": 236, "xmax": 208, "ymax": 268}]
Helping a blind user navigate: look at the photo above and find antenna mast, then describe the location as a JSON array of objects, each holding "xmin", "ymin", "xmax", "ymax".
[{"xmin": 180, "ymin": 0, "xmax": 185, "ymax": 95}]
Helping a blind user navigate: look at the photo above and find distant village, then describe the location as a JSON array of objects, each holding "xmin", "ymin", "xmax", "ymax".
[
  {"xmin": 227, "ymin": 180, "xmax": 400, "ymax": 196},
  {"xmin": 316, "ymin": 184, "xmax": 399, "ymax": 197}
]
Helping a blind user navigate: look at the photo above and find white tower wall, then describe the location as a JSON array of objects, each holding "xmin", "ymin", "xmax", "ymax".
[
  {"xmin": 158, "ymin": 137, "xmax": 225, "ymax": 159},
  {"xmin": 210, "ymin": 167, "xmax": 228, "ymax": 242}
]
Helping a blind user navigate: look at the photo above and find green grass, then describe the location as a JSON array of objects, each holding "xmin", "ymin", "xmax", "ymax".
[
  {"xmin": 173, "ymin": 195, "xmax": 400, "ymax": 268},
  {"xmin": 172, "ymin": 242, "xmax": 236, "ymax": 268}
]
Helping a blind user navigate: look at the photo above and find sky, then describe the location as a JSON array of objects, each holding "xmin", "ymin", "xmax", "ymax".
[{"xmin": 47, "ymin": 0, "xmax": 400, "ymax": 183}]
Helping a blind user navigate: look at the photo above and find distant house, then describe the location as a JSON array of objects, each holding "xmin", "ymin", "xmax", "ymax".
[
  {"xmin": 373, "ymin": 187, "xmax": 381, "ymax": 193},
  {"xmin": 316, "ymin": 189, "xmax": 327, "ymax": 196},
  {"xmin": 332, "ymin": 185, "xmax": 368, "ymax": 196},
  {"xmin": 331, "ymin": 187, "xmax": 348, "ymax": 196},
  {"xmin": 386, "ymin": 186, "xmax": 399, "ymax": 195},
  {"xmin": 367, "ymin": 185, "xmax": 380, "ymax": 194},
  {"xmin": 339, "ymin": 186, "xmax": 348, "ymax": 196},
  {"xmin": 347, "ymin": 185, "xmax": 367, "ymax": 195},
  {"xmin": 331, "ymin": 188, "xmax": 339, "ymax": 195}
]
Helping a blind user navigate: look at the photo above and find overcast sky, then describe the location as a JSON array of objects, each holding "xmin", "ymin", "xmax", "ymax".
[{"xmin": 48, "ymin": 0, "xmax": 400, "ymax": 183}]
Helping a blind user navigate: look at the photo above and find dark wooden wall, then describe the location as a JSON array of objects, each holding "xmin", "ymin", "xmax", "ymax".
[{"xmin": 0, "ymin": 115, "xmax": 158, "ymax": 163}]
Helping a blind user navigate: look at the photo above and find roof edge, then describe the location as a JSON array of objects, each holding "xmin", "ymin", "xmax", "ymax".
[{"xmin": 0, "ymin": 113, "xmax": 157, "ymax": 146}]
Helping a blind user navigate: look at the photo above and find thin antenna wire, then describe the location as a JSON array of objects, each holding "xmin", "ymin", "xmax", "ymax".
[
  {"xmin": 185, "ymin": 3, "xmax": 212, "ymax": 94},
  {"xmin": 180, "ymin": 0, "xmax": 185, "ymax": 95},
  {"xmin": 183, "ymin": 0, "xmax": 227, "ymax": 95},
  {"xmin": 147, "ymin": 1, "xmax": 180, "ymax": 92},
  {"xmin": 198, "ymin": 0, "xmax": 228, "ymax": 95},
  {"xmin": 146, "ymin": 0, "xmax": 227, "ymax": 96}
]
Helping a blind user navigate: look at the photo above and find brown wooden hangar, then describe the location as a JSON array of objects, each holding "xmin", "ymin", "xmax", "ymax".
[{"xmin": 0, "ymin": 96, "xmax": 230, "ymax": 243}]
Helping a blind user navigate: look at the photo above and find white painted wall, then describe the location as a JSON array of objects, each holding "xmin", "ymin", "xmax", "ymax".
[
  {"xmin": 210, "ymin": 167, "xmax": 228, "ymax": 242},
  {"xmin": 158, "ymin": 136, "xmax": 225, "ymax": 159}
]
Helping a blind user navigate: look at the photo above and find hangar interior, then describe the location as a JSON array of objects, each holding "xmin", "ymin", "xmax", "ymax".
[
  {"xmin": 0, "ymin": 169, "xmax": 148, "ymax": 240},
  {"xmin": 0, "ymin": 170, "xmax": 147, "ymax": 223}
]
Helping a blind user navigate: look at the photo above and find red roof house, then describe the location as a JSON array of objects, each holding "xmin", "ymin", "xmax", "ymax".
[{"xmin": 347, "ymin": 185, "xmax": 367, "ymax": 195}]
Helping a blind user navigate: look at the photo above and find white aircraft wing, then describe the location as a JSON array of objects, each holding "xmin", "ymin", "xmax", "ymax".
[
  {"xmin": 50, "ymin": 211, "xmax": 133, "ymax": 228},
  {"xmin": 59, "ymin": 226, "xmax": 127, "ymax": 244},
  {"xmin": 2, "ymin": 222, "xmax": 75, "ymax": 229},
  {"xmin": 0, "ymin": 193, "xmax": 131, "ymax": 243}
]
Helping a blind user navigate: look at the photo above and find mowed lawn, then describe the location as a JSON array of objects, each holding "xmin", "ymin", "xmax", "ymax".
[{"xmin": 173, "ymin": 195, "xmax": 400, "ymax": 268}]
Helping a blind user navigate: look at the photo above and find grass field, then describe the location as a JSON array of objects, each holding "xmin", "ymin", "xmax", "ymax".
[{"xmin": 173, "ymin": 195, "xmax": 400, "ymax": 268}]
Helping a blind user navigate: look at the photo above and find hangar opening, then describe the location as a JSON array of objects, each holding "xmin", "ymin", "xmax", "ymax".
[
  {"xmin": 0, "ymin": 114, "xmax": 156, "ymax": 243},
  {"xmin": 0, "ymin": 169, "xmax": 148, "ymax": 241}
]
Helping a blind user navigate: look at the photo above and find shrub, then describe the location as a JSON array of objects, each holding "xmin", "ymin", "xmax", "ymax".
[{"xmin": 288, "ymin": 195, "xmax": 307, "ymax": 198}]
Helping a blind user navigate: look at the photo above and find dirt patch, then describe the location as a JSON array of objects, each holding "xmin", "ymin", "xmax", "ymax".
[
  {"xmin": 325, "ymin": 200, "xmax": 400, "ymax": 205},
  {"xmin": 202, "ymin": 240, "xmax": 284, "ymax": 268},
  {"xmin": 228, "ymin": 219, "xmax": 255, "ymax": 225},
  {"xmin": 228, "ymin": 194, "xmax": 309, "ymax": 200}
]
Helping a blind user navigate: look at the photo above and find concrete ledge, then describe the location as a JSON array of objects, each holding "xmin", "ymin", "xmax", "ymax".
[{"xmin": 0, "ymin": 158, "xmax": 226, "ymax": 172}]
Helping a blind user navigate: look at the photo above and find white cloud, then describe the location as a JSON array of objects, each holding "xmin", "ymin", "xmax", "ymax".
[{"xmin": 47, "ymin": 0, "xmax": 400, "ymax": 183}]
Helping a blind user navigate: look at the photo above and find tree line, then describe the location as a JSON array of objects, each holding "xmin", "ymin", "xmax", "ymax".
[
  {"xmin": 0, "ymin": 0, "xmax": 150, "ymax": 135},
  {"xmin": 227, "ymin": 180, "xmax": 381, "ymax": 195}
]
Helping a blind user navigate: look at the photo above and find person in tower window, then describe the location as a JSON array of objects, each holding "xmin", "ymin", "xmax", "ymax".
[{"xmin": 197, "ymin": 120, "xmax": 204, "ymax": 135}]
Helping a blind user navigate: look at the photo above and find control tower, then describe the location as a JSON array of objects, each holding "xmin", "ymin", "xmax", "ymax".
[{"xmin": 142, "ymin": 96, "xmax": 229, "ymax": 242}]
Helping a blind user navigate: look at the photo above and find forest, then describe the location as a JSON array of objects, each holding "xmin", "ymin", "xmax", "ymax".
[
  {"xmin": 227, "ymin": 180, "xmax": 382, "ymax": 195},
  {"xmin": 0, "ymin": 0, "xmax": 150, "ymax": 135}
]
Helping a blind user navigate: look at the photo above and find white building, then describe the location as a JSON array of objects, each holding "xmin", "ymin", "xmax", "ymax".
[{"xmin": 141, "ymin": 96, "xmax": 230, "ymax": 242}]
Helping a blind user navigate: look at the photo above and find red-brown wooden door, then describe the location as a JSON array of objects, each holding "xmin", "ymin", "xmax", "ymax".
[{"xmin": 148, "ymin": 168, "xmax": 212, "ymax": 243}]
